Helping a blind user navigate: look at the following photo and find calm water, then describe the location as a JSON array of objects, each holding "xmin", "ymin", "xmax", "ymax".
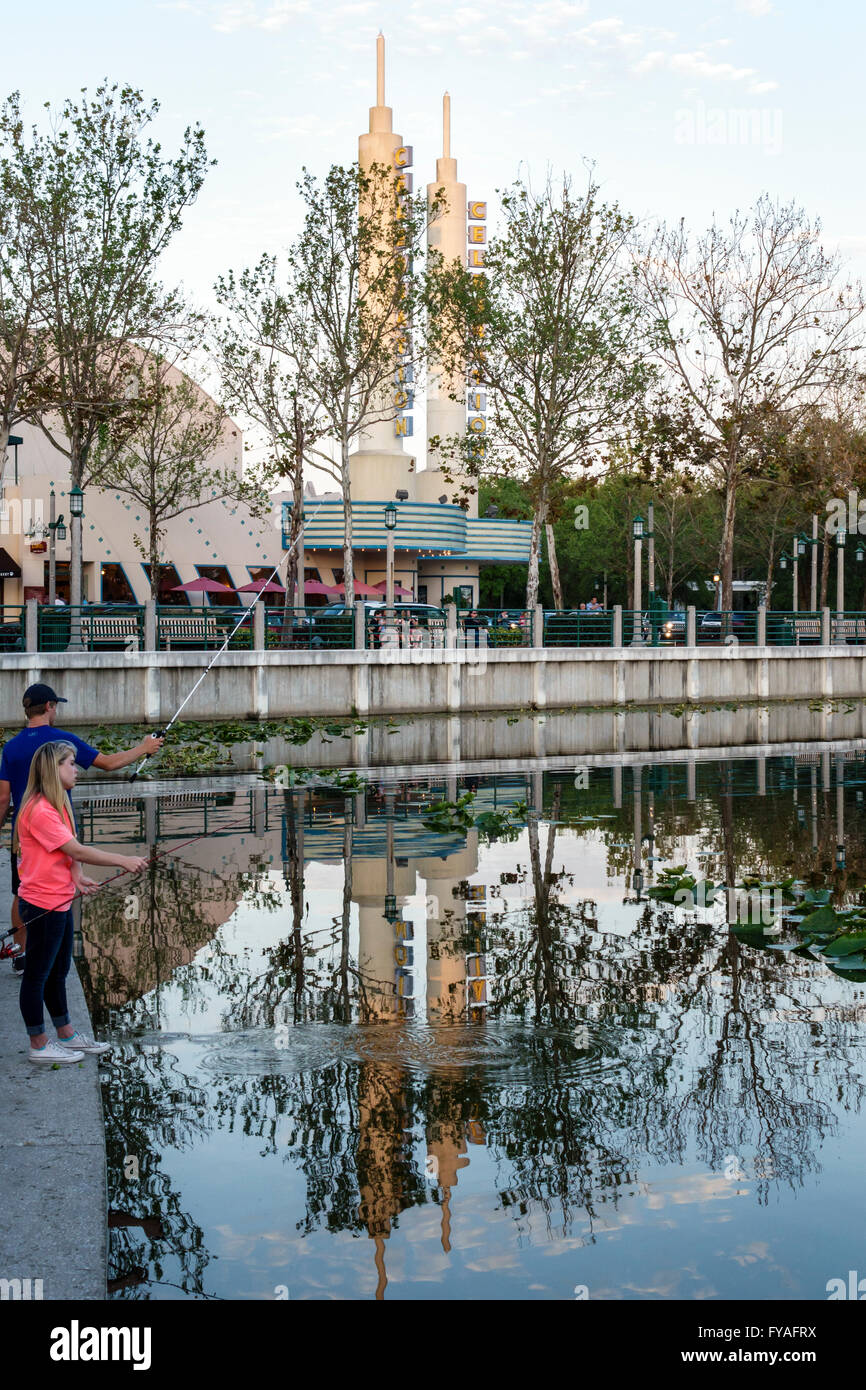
[{"xmin": 75, "ymin": 753, "xmax": 866, "ymax": 1301}]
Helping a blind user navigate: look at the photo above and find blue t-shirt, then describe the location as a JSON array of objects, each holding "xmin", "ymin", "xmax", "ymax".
[{"xmin": 0, "ymin": 726, "xmax": 99, "ymax": 825}]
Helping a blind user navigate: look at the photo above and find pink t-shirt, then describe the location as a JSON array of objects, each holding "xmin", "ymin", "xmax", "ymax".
[{"xmin": 16, "ymin": 796, "xmax": 76, "ymax": 911}]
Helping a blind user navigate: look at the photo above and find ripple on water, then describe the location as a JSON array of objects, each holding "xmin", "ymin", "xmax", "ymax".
[{"xmin": 192, "ymin": 1022, "xmax": 624, "ymax": 1083}]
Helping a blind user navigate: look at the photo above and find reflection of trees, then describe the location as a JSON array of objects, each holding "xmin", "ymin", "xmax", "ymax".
[
  {"xmin": 103, "ymin": 1046, "xmax": 216, "ymax": 1299},
  {"xmin": 79, "ymin": 855, "xmax": 273, "ymax": 1025}
]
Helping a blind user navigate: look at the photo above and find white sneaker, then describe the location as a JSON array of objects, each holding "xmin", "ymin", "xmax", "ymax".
[
  {"xmin": 57, "ymin": 1030, "xmax": 111, "ymax": 1056},
  {"xmin": 29, "ymin": 1040, "xmax": 84, "ymax": 1064}
]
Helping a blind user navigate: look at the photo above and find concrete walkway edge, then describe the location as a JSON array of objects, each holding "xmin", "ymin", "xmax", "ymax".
[{"xmin": 0, "ymin": 851, "xmax": 107, "ymax": 1300}]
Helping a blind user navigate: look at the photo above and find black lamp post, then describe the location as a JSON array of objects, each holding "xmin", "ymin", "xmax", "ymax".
[
  {"xmin": 632, "ymin": 515, "xmax": 645, "ymax": 646},
  {"xmin": 47, "ymin": 490, "xmax": 67, "ymax": 604},
  {"xmin": 67, "ymin": 483, "xmax": 86, "ymax": 648}
]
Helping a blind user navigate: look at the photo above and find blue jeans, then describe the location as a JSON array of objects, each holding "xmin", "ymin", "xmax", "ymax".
[{"xmin": 18, "ymin": 899, "xmax": 73, "ymax": 1037}]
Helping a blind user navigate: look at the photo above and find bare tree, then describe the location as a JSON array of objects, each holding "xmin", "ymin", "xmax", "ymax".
[{"xmin": 638, "ymin": 196, "xmax": 866, "ymax": 611}]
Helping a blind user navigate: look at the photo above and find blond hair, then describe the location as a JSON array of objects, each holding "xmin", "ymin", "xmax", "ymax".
[{"xmin": 12, "ymin": 741, "xmax": 76, "ymax": 854}]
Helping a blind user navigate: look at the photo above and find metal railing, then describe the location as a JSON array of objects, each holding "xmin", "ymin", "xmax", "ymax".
[
  {"xmin": 38, "ymin": 604, "xmax": 146, "ymax": 653},
  {"xmin": 543, "ymin": 609, "xmax": 614, "ymax": 647},
  {"xmin": 0, "ymin": 605, "xmax": 24, "ymax": 652},
  {"xmin": 467, "ymin": 609, "xmax": 531, "ymax": 647}
]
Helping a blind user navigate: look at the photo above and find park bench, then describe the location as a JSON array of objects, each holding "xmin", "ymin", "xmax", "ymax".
[
  {"xmin": 79, "ymin": 613, "xmax": 142, "ymax": 649},
  {"xmin": 159, "ymin": 612, "xmax": 219, "ymax": 649},
  {"xmin": 790, "ymin": 617, "xmax": 866, "ymax": 645}
]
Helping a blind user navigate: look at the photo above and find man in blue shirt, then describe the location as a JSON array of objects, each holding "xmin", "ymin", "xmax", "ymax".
[{"xmin": 0, "ymin": 683, "xmax": 163, "ymax": 962}]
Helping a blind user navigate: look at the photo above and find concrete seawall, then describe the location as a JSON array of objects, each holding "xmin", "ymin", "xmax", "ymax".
[{"xmin": 0, "ymin": 645, "xmax": 861, "ymax": 727}]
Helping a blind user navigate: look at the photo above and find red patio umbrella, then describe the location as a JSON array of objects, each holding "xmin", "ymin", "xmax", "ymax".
[
  {"xmin": 235, "ymin": 580, "xmax": 286, "ymax": 595},
  {"xmin": 172, "ymin": 577, "xmax": 236, "ymax": 594},
  {"xmin": 303, "ymin": 580, "xmax": 343, "ymax": 596},
  {"xmin": 372, "ymin": 580, "xmax": 414, "ymax": 598},
  {"xmin": 332, "ymin": 580, "xmax": 385, "ymax": 597}
]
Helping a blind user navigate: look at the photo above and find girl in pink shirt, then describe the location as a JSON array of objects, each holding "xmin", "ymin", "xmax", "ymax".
[{"xmin": 14, "ymin": 742, "xmax": 149, "ymax": 1065}]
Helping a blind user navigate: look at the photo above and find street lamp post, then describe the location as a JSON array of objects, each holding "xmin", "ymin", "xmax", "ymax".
[
  {"xmin": 384, "ymin": 500, "xmax": 397, "ymax": 647},
  {"xmin": 834, "ymin": 522, "xmax": 847, "ymax": 645},
  {"xmin": 47, "ymin": 492, "xmax": 67, "ymax": 605},
  {"xmin": 67, "ymin": 484, "xmax": 85, "ymax": 650},
  {"xmin": 632, "ymin": 515, "xmax": 645, "ymax": 647},
  {"xmin": 811, "ymin": 514, "xmax": 819, "ymax": 611},
  {"xmin": 713, "ymin": 572, "xmax": 721, "ymax": 610},
  {"xmin": 647, "ymin": 498, "xmax": 655, "ymax": 605}
]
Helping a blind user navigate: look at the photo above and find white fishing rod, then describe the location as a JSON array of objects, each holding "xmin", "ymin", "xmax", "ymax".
[{"xmin": 129, "ymin": 494, "xmax": 337, "ymax": 782}]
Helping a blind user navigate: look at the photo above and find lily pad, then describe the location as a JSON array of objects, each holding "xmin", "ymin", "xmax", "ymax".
[
  {"xmin": 796, "ymin": 906, "xmax": 841, "ymax": 934},
  {"xmin": 822, "ymin": 934, "xmax": 866, "ymax": 958}
]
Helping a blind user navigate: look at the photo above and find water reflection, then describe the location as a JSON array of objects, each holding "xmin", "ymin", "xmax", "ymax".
[{"xmin": 75, "ymin": 753, "xmax": 866, "ymax": 1300}]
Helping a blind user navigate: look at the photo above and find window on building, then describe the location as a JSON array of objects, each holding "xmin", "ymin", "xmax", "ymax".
[
  {"xmin": 142, "ymin": 563, "xmax": 189, "ymax": 605},
  {"xmin": 417, "ymin": 585, "xmax": 428, "ymax": 604},
  {"xmin": 99, "ymin": 563, "xmax": 136, "ymax": 604},
  {"xmin": 196, "ymin": 564, "xmax": 237, "ymax": 606}
]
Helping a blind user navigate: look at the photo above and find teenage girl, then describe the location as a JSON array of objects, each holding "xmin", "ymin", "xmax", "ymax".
[{"xmin": 14, "ymin": 741, "xmax": 149, "ymax": 1065}]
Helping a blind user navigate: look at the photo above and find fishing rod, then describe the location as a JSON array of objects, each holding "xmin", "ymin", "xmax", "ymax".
[{"xmin": 129, "ymin": 492, "xmax": 337, "ymax": 783}]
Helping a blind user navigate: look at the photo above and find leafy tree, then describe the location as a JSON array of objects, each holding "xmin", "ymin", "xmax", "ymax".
[
  {"xmin": 0, "ymin": 83, "xmax": 211, "ymax": 624},
  {"xmin": 213, "ymin": 255, "xmax": 331, "ymax": 627},
  {"xmin": 98, "ymin": 337, "xmax": 266, "ymax": 600},
  {"xmin": 243, "ymin": 162, "xmax": 440, "ymax": 606},
  {"xmin": 427, "ymin": 172, "xmax": 653, "ymax": 609}
]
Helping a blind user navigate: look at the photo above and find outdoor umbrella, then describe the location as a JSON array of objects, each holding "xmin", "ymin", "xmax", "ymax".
[
  {"xmin": 235, "ymin": 580, "xmax": 286, "ymax": 595},
  {"xmin": 171, "ymin": 577, "xmax": 236, "ymax": 607},
  {"xmin": 333, "ymin": 581, "xmax": 384, "ymax": 597},
  {"xmin": 303, "ymin": 580, "xmax": 343, "ymax": 596},
  {"xmin": 372, "ymin": 580, "xmax": 414, "ymax": 598}
]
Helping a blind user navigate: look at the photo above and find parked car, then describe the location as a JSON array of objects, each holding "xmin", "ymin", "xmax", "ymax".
[
  {"xmin": 660, "ymin": 611, "xmax": 687, "ymax": 644},
  {"xmin": 699, "ymin": 609, "xmax": 751, "ymax": 642}
]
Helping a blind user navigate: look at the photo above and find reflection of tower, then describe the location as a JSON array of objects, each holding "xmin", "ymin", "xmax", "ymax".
[
  {"xmin": 421, "ymin": 837, "xmax": 479, "ymax": 1022},
  {"xmin": 353, "ymin": 33, "xmax": 416, "ymax": 496},
  {"xmin": 356, "ymin": 1060, "xmax": 416, "ymax": 1298},
  {"xmin": 356, "ymin": 795, "xmax": 416, "ymax": 1020}
]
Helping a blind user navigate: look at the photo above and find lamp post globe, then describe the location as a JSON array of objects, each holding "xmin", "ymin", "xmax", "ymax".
[{"xmin": 69, "ymin": 486, "xmax": 84, "ymax": 518}]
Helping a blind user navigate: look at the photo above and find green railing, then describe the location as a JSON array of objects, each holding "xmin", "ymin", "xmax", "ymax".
[
  {"xmin": 38, "ymin": 604, "xmax": 145, "ymax": 652},
  {"xmin": 832, "ymin": 612, "xmax": 866, "ymax": 646},
  {"xmin": 543, "ymin": 609, "xmax": 613, "ymax": 647},
  {"xmin": 467, "ymin": 609, "xmax": 531, "ymax": 647},
  {"xmin": 0, "ymin": 605, "xmax": 24, "ymax": 652}
]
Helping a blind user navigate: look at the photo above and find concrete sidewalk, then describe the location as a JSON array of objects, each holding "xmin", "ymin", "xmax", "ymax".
[{"xmin": 0, "ymin": 850, "xmax": 107, "ymax": 1300}]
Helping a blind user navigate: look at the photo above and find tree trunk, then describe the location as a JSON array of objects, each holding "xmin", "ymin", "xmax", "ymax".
[
  {"xmin": 150, "ymin": 522, "xmax": 161, "ymax": 602},
  {"xmin": 341, "ymin": 435, "xmax": 354, "ymax": 608},
  {"xmin": 820, "ymin": 526, "xmax": 831, "ymax": 609},
  {"xmin": 545, "ymin": 522, "xmax": 562, "ymax": 610},
  {"xmin": 719, "ymin": 471, "xmax": 737, "ymax": 612},
  {"xmin": 282, "ymin": 444, "xmax": 304, "ymax": 643},
  {"xmin": 525, "ymin": 486, "xmax": 547, "ymax": 612}
]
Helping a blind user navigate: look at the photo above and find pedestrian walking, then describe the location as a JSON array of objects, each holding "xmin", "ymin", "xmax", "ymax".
[
  {"xmin": 0, "ymin": 684, "xmax": 163, "ymax": 968},
  {"xmin": 14, "ymin": 741, "xmax": 149, "ymax": 1065}
]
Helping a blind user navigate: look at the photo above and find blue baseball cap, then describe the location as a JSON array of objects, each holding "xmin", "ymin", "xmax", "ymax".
[{"xmin": 23, "ymin": 683, "xmax": 68, "ymax": 707}]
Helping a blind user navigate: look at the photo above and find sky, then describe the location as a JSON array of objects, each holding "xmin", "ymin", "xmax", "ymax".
[{"xmin": 6, "ymin": 0, "xmax": 865, "ymax": 313}]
